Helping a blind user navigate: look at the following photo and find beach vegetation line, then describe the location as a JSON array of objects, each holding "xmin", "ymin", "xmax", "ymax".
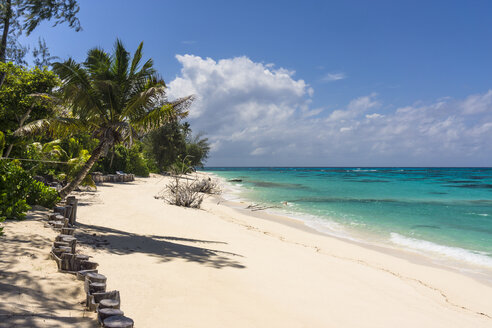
[
  {"xmin": 0, "ymin": 3, "xmax": 211, "ymax": 221},
  {"xmin": 13, "ymin": 39, "xmax": 194, "ymax": 199}
]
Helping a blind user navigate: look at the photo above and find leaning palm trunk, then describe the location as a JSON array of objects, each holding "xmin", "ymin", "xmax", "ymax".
[
  {"xmin": 59, "ymin": 139, "xmax": 108, "ymax": 199},
  {"xmin": 16, "ymin": 40, "xmax": 193, "ymax": 198}
]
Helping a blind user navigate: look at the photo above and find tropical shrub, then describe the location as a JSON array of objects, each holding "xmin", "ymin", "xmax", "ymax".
[
  {"xmin": 0, "ymin": 160, "xmax": 60, "ymax": 221},
  {"xmin": 96, "ymin": 143, "xmax": 150, "ymax": 177},
  {"xmin": 26, "ymin": 179, "xmax": 60, "ymax": 208},
  {"xmin": 24, "ymin": 139, "xmax": 67, "ymax": 175},
  {"xmin": 127, "ymin": 146, "xmax": 150, "ymax": 177},
  {"xmin": 0, "ymin": 161, "xmax": 33, "ymax": 220}
]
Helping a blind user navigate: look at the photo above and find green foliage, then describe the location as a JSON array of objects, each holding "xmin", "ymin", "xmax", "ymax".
[
  {"xmin": 0, "ymin": 160, "xmax": 60, "ymax": 219},
  {"xmin": 186, "ymin": 133, "xmax": 210, "ymax": 168},
  {"xmin": 65, "ymin": 148, "xmax": 96, "ymax": 188},
  {"xmin": 0, "ymin": 160, "xmax": 31, "ymax": 220},
  {"xmin": 16, "ymin": 40, "xmax": 194, "ymax": 198},
  {"xmin": 52, "ymin": 134, "xmax": 100, "ymax": 183},
  {"xmin": 29, "ymin": 140, "xmax": 67, "ymax": 161},
  {"xmin": 143, "ymin": 121, "xmax": 210, "ymax": 172},
  {"xmin": 127, "ymin": 146, "xmax": 150, "ymax": 177},
  {"xmin": 96, "ymin": 143, "xmax": 150, "ymax": 177},
  {"xmin": 24, "ymin": 139, "xmax": 66, "ymax": 172},
  {"xmin": 14, "ymin": 133, "xmax": 99, "ymax": 185},
  {"xmin": 0, "ymin": 62, "xmax": 60, "ymax": 156},
  {"xmin": 60, "ymin": 134, "xmax": 98, "ymax": 159},
  {"xmin": 143, "ymin": 122, "xmax": 186, "ymax": 171},
  {"xmin": 0, "ymin": 160, "xmax": 59, "ymax": 221},
  {"xmin": 170, "ymin": 156, "xmax": 193, "ymax": 175},
  {"xmin": 26, "ymin": 179, "xmax": 60, "ymax": 208},
  {"xmin": 48, "ymin": 39, "xmax": 192, "ymax": 143}
]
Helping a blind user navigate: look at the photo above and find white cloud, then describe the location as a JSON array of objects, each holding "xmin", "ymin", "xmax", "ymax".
[
  {"xmin": 326, "ymin": 94, "xmax": 380, "ymax": 122},
  {"xmin": 168, "ymin": 54, "xmax": 492, "ymax": 166},
  {"xmin": 250, "ymin": 147, "xmax": 267, "ymax": 156},
  {"xmin": 461, "ymin": 89, "xmax": 492, "ymax": 114},
  {"xmin": 322, "ymin": 72, "xmax": 346, "ymax": 82},
  {"xmin": 366, "ymin": 113, "xmax": 384, "ymax": 119}
]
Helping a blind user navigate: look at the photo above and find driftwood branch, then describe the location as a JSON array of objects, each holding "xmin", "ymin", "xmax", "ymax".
[{"xmin": 245, "ymin": 203, "xmax": 280, "ymax": 212}]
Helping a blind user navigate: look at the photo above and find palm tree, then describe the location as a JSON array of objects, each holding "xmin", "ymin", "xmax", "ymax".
[{"xmin": 15, "ymin": 39, "xmax": 194, "ymax": 199}]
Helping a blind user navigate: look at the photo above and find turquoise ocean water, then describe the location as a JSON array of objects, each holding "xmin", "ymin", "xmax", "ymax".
[{"xmin": 202, "ymin": 167, "xmax": 492, "ymax": 271}]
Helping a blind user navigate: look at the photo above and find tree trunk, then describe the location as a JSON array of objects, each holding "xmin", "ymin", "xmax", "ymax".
[
  {"xmin": 3, "ymin": 143, "xmax": 13, "ymax": 158},
  {"xmin": 59, "ymin": 139, "xmax": 108, "ymax": 199},
  {"xmin": 0, "ymin": 0, "xmax": 12, "ymax": 89}
]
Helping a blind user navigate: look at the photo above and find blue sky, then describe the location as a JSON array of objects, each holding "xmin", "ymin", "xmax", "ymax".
[{"xmin": 23, "ymin": 0, "xmax": 492, "ymax": 166}]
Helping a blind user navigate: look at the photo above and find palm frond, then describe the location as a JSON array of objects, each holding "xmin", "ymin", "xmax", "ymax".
[
  {"xmin": 122, "ymin": 85, "xmax": 166, "ymax": 119},
  {"xmin": 85, "ymin": 48, "xmax": 111, "ymax": 76},
  {"xmin": 132, "ymin": 103, "xmax": 175, "ymax": 132},
  {"xmin": 46, "ymin": 40, "xmax": 194, "ymax": 149},
  {"xmin": 13, "ymin": 119, "xmax": 51, "ymax": 137},
  {"xmin": 130, "ymin": 42, "xmax": 144, "ymax": 75},
  {"xmin": 53, "ymin": 59, "xmax": 109, "ymax": 121},
  {"xmin": 131, "ymin": 95, "xmax": 193, "ymax": 133},
  {"xmin": 13, "ymin": 117, "xmax": 88, "ymax": 138},
  {"xmin": 28, "ymin": 93, "xmax": 60, "ymax": 105},
  {"xmin": 112, "ymin": 39, "xmax": 130, "ymax": 82},
  {"xmin": 168, "ymin": 95, "xmax": 195, "ymax": 117}
]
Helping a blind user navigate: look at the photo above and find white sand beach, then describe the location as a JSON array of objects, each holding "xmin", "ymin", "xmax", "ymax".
[
  {"xmin": 76, "ymin": 174, "xmax": 492, "ymax": 327},
  {"xmin": 0, "ymin": 209, "xmax": 95, "ymax": 327},
  {"xmin": 2, "ymin": 174, "xmax": 492, "ymax": 327}
]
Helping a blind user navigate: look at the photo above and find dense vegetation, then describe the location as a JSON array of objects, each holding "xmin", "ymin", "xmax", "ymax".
[
  {"xmin": 0, "ymin": 2, "xmax": 210, "ymax": 224},
  {"xmin": 143, "ymin": 122, "xmax": 210, "ymax": 172},
  {"xmin": 0, "ymin": 45, "xmax": 209, "ymax": 222},
  {"xmin": 0, "ymin": 160, "xmax": 59, "ymax": 219}
]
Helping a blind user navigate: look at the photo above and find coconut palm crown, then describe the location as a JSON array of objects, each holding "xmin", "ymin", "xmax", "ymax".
[{"xmin": 15, "ymin": 39, "xmax": 194, "ymax": 199}]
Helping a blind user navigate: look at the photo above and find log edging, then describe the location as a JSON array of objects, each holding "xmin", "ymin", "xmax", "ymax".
[
  {"xmin": 91, "ymin": 172, "xmax": 135, "ymax": 184},
  {"xmin": 45, "ymin": 197, "xmax": 135, "ymax": 327}
]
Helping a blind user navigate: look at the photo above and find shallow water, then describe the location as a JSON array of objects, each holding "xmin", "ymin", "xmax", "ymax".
[{"xmin": 202, "ymin": 167, "xmax": 492, "ymax": 269}]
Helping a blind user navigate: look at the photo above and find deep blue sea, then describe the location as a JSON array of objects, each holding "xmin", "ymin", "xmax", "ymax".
[{"xmin": 202, "ymin": 167, "xmax": 492, "ymax": 270}]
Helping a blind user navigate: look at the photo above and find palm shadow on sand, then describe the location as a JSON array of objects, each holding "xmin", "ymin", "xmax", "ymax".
[
  {"xmin": 0, "ymin": 212, "xmax": 94, "ymax": 328},
  {"xmin": 75, "ymin": 223, "xmax": 245, "ymax": 269}
]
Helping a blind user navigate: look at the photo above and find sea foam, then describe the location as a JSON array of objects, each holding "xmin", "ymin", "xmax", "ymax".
[{"xmin": 390, "ymin": 232, "xmax": 492, "ymax": 267}]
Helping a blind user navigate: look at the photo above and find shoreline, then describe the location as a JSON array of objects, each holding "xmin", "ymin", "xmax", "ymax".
[
  {"xmin": 213, "ymin": 194, "xmax": 492, "ymax": 287},
  {"xmin": 196, "ymin": 188, "xmax": 492, "ymax": 325},
  {"xmin": 4, "ymin": 174, "xmax": 491, "ymax": 327},
  {"xmin": 205, "ymin": 171, "xmax": 492, "ymax": 286}
]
